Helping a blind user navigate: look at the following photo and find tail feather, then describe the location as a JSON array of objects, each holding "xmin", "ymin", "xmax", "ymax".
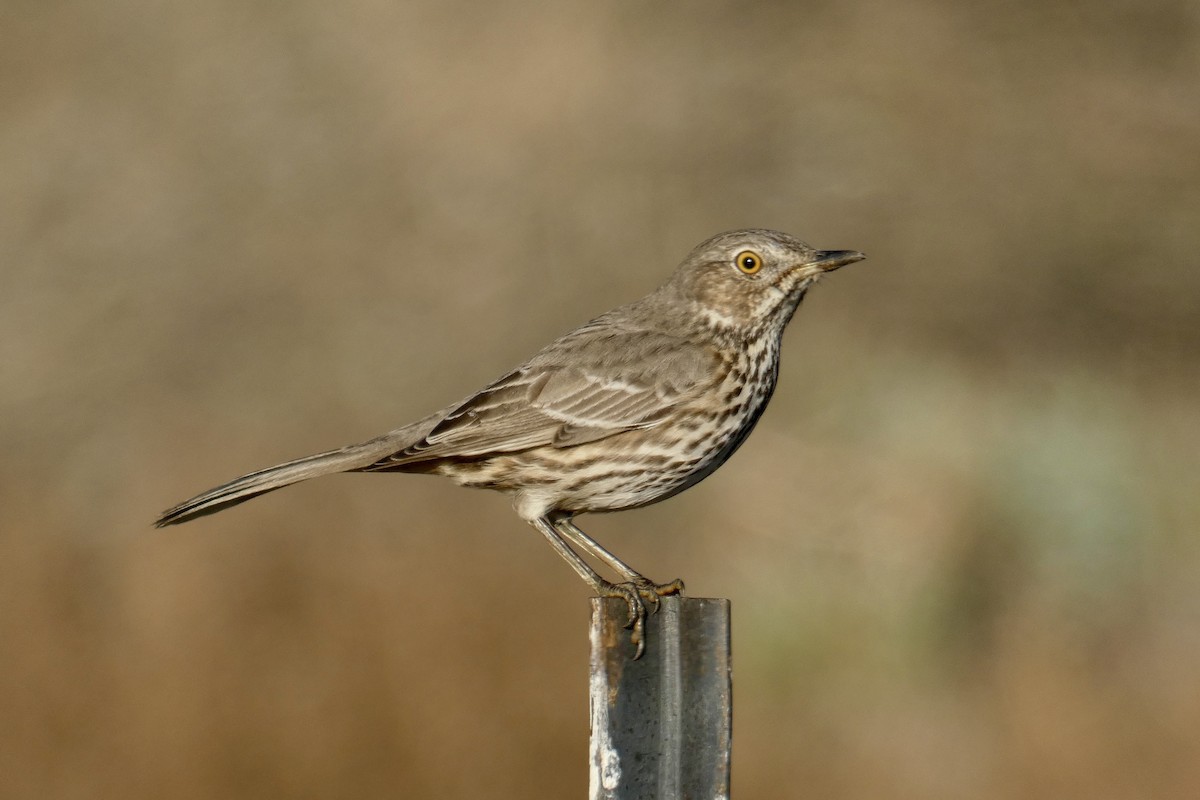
[{"xmin": 154, "ymin": 418, "xmax": 440, "ymax": 527}]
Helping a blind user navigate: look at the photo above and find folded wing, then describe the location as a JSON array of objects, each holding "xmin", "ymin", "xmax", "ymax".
[{"xmin": 365, "ymin": 322, "xmax": 721, "ymax": 468}]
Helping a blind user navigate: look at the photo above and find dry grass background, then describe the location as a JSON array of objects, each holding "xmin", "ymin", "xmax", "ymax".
[{"xmin": 3, "ymin": 0, "xmax": 1199, "ymax": 797}]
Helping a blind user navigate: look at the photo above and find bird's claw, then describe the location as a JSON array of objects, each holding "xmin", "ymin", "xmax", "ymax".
[
  {"xmin": 599, "ymin": 580, "xmax": 648, "ymax": 659},
  {"xmin": 629, "ymin": 576, "xmax": 685, "ymax": 615},
  {"xmin": 599, "ymin": 577, "xmax": 685, "ymax": 659}
]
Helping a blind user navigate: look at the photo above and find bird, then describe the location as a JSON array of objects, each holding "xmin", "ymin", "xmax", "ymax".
[{"xmin": 156, "ymin": 229, "xmax": 864, "ymax": 657}]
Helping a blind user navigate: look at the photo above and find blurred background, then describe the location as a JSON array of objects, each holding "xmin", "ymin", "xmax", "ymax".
[{"xmin": 3, "ymin": 0, "xmax": 1198, "ymax": 797}]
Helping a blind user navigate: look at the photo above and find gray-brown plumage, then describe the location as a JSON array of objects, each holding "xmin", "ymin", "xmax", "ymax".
[{"xmin": 156, "ymin": 229, "xmax": 864, "ymax": 657}]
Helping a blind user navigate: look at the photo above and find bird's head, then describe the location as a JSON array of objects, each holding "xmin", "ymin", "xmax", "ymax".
[{"xmin": 663, "ymin": 228, "xmax": 865, "ymax": 337}]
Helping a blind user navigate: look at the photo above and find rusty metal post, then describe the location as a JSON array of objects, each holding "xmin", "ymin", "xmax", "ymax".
[{"xmin": 589, "ymin": 596, "xmax": 732, "ymax": 800}]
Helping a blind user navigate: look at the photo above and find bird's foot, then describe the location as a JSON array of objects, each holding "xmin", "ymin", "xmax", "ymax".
[
  {"xmin": 627, "ymin": 576, "xmax": 685, "ymax": 615},
  {"xmin": 598, "ymin": 580, "xmax": 650, "ymax": 659},
  {"xmin": 598, "ymin": 577, "xmax": 685, "ymax": 659}
]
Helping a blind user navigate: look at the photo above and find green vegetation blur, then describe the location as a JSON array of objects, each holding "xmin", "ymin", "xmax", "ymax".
[{"xmin": 2, "ymin": 1, "xmax": 1197, "ymax": 798}]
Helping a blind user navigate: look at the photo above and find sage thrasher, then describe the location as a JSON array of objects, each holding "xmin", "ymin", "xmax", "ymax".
[{"xmin": 156, "ymin": 229, "xmax": 864, "ymax": 657}]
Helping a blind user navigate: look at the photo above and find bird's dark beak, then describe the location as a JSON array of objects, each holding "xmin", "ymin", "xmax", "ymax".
[{"xmin": 809, "ymin": 250, "xmax": 866, "ymax": 272}]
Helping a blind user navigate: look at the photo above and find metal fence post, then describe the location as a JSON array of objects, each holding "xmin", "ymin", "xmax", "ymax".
[{"xmin": 589, "ymin": 596, "xmax": 732, "ymax": 800}]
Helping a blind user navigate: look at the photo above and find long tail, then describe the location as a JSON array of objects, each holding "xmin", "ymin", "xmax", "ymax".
[{"xmin": 154, "ymin": 417, "xmax": 441, "ymax": 527}]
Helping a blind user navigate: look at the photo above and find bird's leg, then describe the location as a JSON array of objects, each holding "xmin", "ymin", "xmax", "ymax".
[
  {"xmin": 552, "ymin": 518, "xmax": 685, "ymax": 613},
  {"xmin": 530, "ymin": 517, "xmax": 649, "ymax": 659}
]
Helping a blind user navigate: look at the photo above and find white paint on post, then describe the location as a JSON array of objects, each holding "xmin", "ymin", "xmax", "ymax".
[{"xmin": 589, "ymin": 604, "xmax": 622, "ymax": 799}]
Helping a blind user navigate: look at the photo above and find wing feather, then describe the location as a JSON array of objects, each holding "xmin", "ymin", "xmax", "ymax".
[{"xmin": 369, "ymin": 323, "xmax": 721, "ymax": 467}]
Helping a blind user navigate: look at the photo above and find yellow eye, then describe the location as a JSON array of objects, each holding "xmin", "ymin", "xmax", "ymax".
[{"xmin": 734, "ymin": 250, "xmax": 763, "ymax": 274}]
